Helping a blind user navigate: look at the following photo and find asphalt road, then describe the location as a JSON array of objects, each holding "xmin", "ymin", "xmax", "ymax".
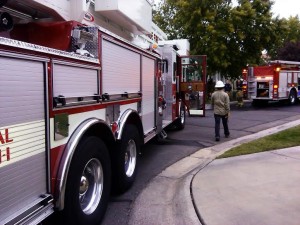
[{"xmin": 101, "ymin": 101, "xmax": 300, "ymax": 225}]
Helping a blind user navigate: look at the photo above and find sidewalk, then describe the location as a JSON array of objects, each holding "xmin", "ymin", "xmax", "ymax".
[
  {"xmin": 193, "ymin": 146, "xmax": 300, "ymax": 225},
  {"xmin": 128, "ymin": 119, "xmax": 300, "ymax": 225}
]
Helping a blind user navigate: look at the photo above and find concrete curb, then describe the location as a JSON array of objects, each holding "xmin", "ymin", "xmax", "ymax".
[
  {"xmin": 129, "ymin": 119, "xmax": 300, "ymax": 225},
  {"xmin": 161, "ymin": 118, "xmax": 300, "ymax": 179}
]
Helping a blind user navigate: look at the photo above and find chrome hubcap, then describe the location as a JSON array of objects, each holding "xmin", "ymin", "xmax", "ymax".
[
  {"xmin": 125, "ymin": 139, "xmax": 137, "ymax": 177},
  {"xmin": 79, "ymin": 158, "xmax": 103, "ymax": 215},
  {"xmin": 80, "ymin": 176, "xmax": 89, "ymax": 196},
  {"xmin": 290, "ymin": 94, "xmax": 295, "ymax": 103}
]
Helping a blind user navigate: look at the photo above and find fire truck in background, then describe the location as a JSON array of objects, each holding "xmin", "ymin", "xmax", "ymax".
[
  {"xmin": 247, "ymin": 60, "xmax": 300, "ymax": 106},
  {"xmin": 0, "ymin": 0, "xmax": 206, "ymax": 224}
]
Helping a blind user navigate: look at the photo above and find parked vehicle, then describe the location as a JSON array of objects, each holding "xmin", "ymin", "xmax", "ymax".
[{"xmin": 247, "ymin": 60, "xmax": 300, "ymax": 106}]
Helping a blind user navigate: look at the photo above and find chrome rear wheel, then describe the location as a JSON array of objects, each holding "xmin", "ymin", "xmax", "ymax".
[{"xmin": 79, "ymin": 158, "xmax": 103, "ymax": 215}]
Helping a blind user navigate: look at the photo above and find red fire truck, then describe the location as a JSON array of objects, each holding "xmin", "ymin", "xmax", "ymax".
[
  {"xmin": 0, "ymin": 1, "xmax": 206, "ymax": 224},
  {"xmin": 247, "ymin": 60, "xmax": 300, "ymax": 106}
]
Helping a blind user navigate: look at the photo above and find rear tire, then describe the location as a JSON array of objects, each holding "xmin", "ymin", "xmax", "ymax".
[
  {"xmin": 175, "ymin": 106, "xmax": 186, "ymax": 130},
  {"xmin": 288, "ymin": 90, "xmax": 297, "ymax": 105},
  {"xmin": 112, "ymin": 125, "xmax": 140, "ymax": 193},
  {"xmin": 63, "ymin": 137, "xmax": 111, "ymax": 225}
]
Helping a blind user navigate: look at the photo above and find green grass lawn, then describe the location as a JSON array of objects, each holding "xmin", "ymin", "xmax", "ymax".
[{"xmin": 218, "ymin": 125, "xmax": 300, "ymax": 159}]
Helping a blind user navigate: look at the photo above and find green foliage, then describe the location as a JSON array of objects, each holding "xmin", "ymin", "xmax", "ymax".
[
  {"xmin": 278, "ymin": 42, "xmax": 300, "ymax": 61},
  {"xmin": 153, "ymin": 0, "xmax": 300, "ymax": 78},
  {"xmin": 218, "ymin": 125, "xmax": 300, "ymax": 158},
  {"xmin": 268, "ymin": 16, "xmax": 300, "ymax": 60}
]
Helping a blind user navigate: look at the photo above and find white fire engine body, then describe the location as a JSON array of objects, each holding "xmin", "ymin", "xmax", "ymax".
[
  {"xmin": 0, "ymin": 1, "xmax": 206, "ymax": 225},
  {"xmin": 247, "ymin": 60, "xmax": 300, "ymax": 105}
]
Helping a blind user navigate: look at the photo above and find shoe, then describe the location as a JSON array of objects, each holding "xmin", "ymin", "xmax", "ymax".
[
  {"xmin": 215, "ymin": 137, "xmax": 220, "ymax": 141},
  {"xmin": 225, "ymin": 134, "xmax": 230, "ymax": 138}
]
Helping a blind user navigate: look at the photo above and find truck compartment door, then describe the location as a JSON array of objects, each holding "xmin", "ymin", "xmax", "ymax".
[
  {"xmin": 279, "ymin": 72, "xmax": 288, "ymax": 98},
  {"xmin": 142, "ymin": 56, "xmax": 155, "ymax": 134},
  {"xmin": 0, "ymin": 55, "xmax": 49, "ymax": 224}
]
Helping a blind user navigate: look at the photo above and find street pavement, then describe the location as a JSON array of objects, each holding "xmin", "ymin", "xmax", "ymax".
[{"xmin": 128, "ymin": 111, "xmax": 300, "ymax": 225}]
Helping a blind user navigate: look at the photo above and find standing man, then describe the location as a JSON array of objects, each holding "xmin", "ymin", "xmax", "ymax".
[{"xmin": 211, "ymin": 81, "xmax": 230, "ymax": 141}]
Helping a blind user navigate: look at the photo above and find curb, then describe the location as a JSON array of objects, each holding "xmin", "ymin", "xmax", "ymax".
[
  {"xmin": 129, "ymin": 119, "xmax": 300, "ymax": 225},
  {"xmin": 161, "ymin": 118, "xmax": 300, "ymax": 179}
]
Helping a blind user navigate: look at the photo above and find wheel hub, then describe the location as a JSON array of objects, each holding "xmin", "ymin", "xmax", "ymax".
[
  {"xmin": 79, "ymin": 158, "xmax": 103, "ymax": 215},
  {"xmin": 125, "ymin": 140, "xmax": 137, "ymax": 177},
  {"xmin": 80, "ymin": 176, "xmax": 89, "ymax": 195}
]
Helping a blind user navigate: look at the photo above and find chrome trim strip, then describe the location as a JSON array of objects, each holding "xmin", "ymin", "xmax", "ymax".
[
  {"xmin": 45, "ymin": 61, "xmax": 51, "ymax": 193},
  {"xmin": 0, "ymin": 37, "xmax": 99, "ymax": 63},
  {"xmin": 0, "ymin": 50, "xmax": 50, "ymax": 62},
  {"xmin": 52, "ymin": 59, "xmax": 100, "ymax": 69},
  {"xmin": 116, "ymin": 109, "xmax": 141, "ymax": 140}
]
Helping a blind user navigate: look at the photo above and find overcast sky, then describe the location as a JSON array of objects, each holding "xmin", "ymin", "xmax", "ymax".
[
  {"xmin": 271, "ymin": 0, "xmax": 299, "ymax": 18},
  {"xmin": 153, "ymin": 0, "xmax": 299, "ymax": 19}
]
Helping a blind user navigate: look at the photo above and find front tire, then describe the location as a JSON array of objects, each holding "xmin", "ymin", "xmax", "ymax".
[
  {"xmin": 112, "ymin": 125, "xmax": 140, "ymax": 193},
  {"xmin": 63, "ymin": 137, "xmax": 111, "ymax": 225}
]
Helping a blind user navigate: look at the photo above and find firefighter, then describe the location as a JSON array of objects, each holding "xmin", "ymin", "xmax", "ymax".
[
  {"xmin": 236, "ymin": 87, "xmax": 244, "ymax": 107},
  {"xmin": 211, "ymin": 81, "xmax": 230, "ymax": 141}
]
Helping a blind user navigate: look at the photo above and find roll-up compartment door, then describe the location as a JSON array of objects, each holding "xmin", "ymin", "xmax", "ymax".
[
  {"xmin": 279, "ymin": 72, "xmax": 288, "ymax": 98},
  {"xmin": 142, "ymin": 56, "xmax": 155, "ymax": 134},
  {"xmin": 102, "ymin": 40, "xmax": 140, "ymax": 95},
  {"xmin": 0, "ymin": 55, "xmax": 48, "ymax": 223},
  {"xmin": 53, "ymin": 64, "xmax": 99, "ymax": 98}
]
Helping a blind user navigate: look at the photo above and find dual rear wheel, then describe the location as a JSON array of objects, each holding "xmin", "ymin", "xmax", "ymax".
[
  {"xmin": 112, "ymin": 125, "xmax": 140, "ymax": 193},
  {"xmin": 63, "ymin": 125, "xmax": 140, "ymax": 225}
]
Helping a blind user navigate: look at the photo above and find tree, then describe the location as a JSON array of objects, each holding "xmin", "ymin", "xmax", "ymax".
[
  {"xmin": 153, "ymin": 0, "xmax": 276, "ymax": 78},
  {"xmin": 283, "ymin": 16, "xmax": 300, "ymax": 43},
  {"xmin": 265, "ymin": 16, "xmax": 288, "ymax": 60},
  {"xmin": 153, "ymin": 0, "xmax": 234, "ymax": 75},
  {"xmin": 229, "ymin": 0, "xmax": 275, "ymax": 68},
  {"xmin": 268, "ymin": 16, "xmax": 300, "ymax": 60},
  {"xmin": 277, "ymin": 42, "xmax": 300, "ymax": 61}
]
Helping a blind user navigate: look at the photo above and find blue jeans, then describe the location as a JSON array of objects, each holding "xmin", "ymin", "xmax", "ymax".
[{"xmin": 214, "ymin": 114, "xmax": 230, "ymax": 138}]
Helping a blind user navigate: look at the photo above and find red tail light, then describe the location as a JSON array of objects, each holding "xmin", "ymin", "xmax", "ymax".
[{"xmin": 111, "ymin": 122, "xmax": 119, "ymax": 133}]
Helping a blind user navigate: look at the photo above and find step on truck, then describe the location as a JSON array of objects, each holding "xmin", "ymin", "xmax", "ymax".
[{"xmin": 0, "ymin": 0, "xmax": 206, "ymax": 224}]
